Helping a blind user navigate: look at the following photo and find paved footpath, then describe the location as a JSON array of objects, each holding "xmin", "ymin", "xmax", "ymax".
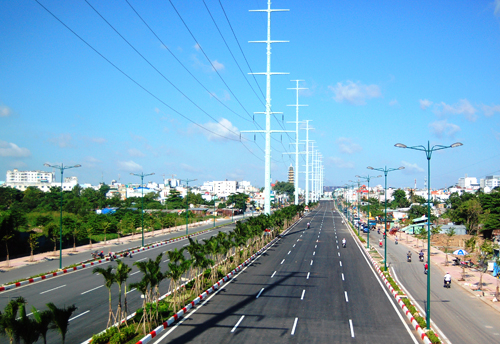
[{"xmin": 0, "ymin": 215, "xmax": 246, "ymax": 285}]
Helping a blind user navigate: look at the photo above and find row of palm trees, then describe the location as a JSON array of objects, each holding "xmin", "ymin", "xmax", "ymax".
[
  {"xmin": 0, "ymin": 297, "xmax": 76, "ymax": 344},
  {"xmin": 92, "ymin": 204, "xmax": 307, "ymax": 339}
]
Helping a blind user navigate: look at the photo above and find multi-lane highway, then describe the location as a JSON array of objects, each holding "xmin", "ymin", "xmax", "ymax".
[
  {"xmin": 152, "ymin": 201, "xmax": 419, "ymax": 344},
  {"xmin": 0, "ymin": 219, "xmax": 241, "ymax": 344},
  {"xmin": 367, "ymin": 229, "xmax": 500, "ymax": 344}
]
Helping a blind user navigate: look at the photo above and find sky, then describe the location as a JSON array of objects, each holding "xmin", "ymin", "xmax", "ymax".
[{"xmin": 1, "ymin": 0, "xmax": 500, "ymax": 190}]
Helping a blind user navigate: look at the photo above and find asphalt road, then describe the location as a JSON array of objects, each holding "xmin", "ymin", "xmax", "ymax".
[
  {"xmin": 0, "ymin": 216, "xmax": 247, "ymax": 286},
  {"xmin": 153, "ymin": 202, "xmax": 419, "ymax": 344},
  {"xmin": 0, "ymin": 219, "xmax": 243, "ymax": 344},
  {"xmin": 364, "ymin": 228, "xmax": 500, "ymax": 343}
]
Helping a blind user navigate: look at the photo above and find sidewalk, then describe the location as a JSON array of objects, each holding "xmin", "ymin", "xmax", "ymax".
[
  {"xmin": 0, "ymin": 217, "xmax": 230, "ymax": 273},
  {"xmin": 389, "ymin": 230, "xmax": 500, "ymax": 312}
]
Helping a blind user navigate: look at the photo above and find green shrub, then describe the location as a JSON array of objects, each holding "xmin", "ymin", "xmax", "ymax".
[
  {"xmin": 109, "ymin": 326, "xmax": 137, "ymax": 344},
  {"xmin": 414, "ymin": 315, "xmax": 427, "ymax": 329},
  {"xmin": 91, "ymin": 326, "xmax": 119, "ymax": 344},
  {"xmin": 426, "ymin": 330, "xmax": 441, "ymax": 344},
  {"xmin": 401, "ymin": 298, "xmax": 417, "ymax": 315}
]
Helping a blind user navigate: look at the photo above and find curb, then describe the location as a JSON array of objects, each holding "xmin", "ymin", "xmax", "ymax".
[
  {"xmin": 339, "ymin": 210, "xmax": 436, "ymax": 344},
  {"xmin": 0, "ymin": 228, "xmax": 215, "ymax": 293},
  {"xmin": 134, "ymin": 219, "xmax": 301, "ymax": 344}
]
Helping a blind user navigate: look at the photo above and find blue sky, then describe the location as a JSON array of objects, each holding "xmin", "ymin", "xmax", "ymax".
[{"xmin": 1, "ymin": 0, "xmax": 499, "ymax": 190}]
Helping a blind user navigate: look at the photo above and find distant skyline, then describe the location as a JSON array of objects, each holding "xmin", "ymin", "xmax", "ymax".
[{"xmin": 1, "ymin": 1, "xmax": 499, "ymax": 190}]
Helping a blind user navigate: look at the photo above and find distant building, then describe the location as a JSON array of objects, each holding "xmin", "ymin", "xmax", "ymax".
[
  {"xmin": 4, "ymin": 168, "xmax": 78, "ymax": 192},
  {"xmin": 288, "ymin": 164, "xmax": 294, "ymax": 184},
  {"xmin": 213, "ymin": 180, "xmax": 237, "ymax": 198},
  {"xmin": 480, "ymin": 175, "xmax": 500, "ymax": 190},
  {"xmin": 457, "ymin": 174, "xmax": 479, "ymax": 188}
]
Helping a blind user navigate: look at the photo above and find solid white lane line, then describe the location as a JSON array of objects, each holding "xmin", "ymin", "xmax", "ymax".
[
  {"xmin": 163, "ymin": 259, "xmax": 170, "ymax": 263},
  {"xmin": 342, "ymin": 273, "xmax": 345, "ymax": 281},
  {"xmin": 231, "ymin": 315, "xmax": 245, "ymax": 333},
  {"xmin": 183, "ymin": 243, "xmax": 189, "ymax": 247},
  {"xmin": 271, "ymin": 271, "xmax": 277, "ymax": 278},
  {"xmin": 131, "ymin": 271, "xmax": 140, "ymax": 276},
  {"xmin": 126, "ymin": 288, "xmax": 136, "ymax": 294},
  {"xmin": 349, "ymin": 319, "xmax": 355, "ymax": 337},
  {"xmin": 313, "ymin": 251, "xmax": 316, "ymax": 256},
  {"xmin": 81, "ymin": 285, "xmax": 103, "ymax": 295},
  {"xmin": 310, "ymin": 260, "xmax": 313, "ymax": 266},
  {"xmin": 340, "ymin": 261, "xmax": 342, "ymax": 267},
  {"xmin": 345, "ymin": 291, "xmax": 349, "ymax": 302},
  {"xmin": 288, "ymin": 250, "xmax": 291, "ymax": 255},
  {"xmin": 291, "ymin": 317, "xmax": 299, "ymax": 335},
  {"xmin": 136, "ymin": 257, "xmax": 147, "ymax": 262},
  {"xmin": 281, "ymin": 259, "xmax": 285, "ymax": 265},
  {"xmin": 301, "ymin": 290, "xmax": 305, "ymax": 300},
  {"xmin": 306, "ymin": 272, "xmax": 310, "ymax": 279},
  {"xmin": 69, "ymin": 310, "xmax": 90, "ymax": 322},
  {"xmin": 256, "ymin": 288, "xmax": 265, "ymax": 299},
  {"xmin": 40, "ymin": 285, "xmax": 66, "ymax": 294}
]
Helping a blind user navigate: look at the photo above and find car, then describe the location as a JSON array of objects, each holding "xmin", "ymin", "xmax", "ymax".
[{"xmin": 363, "ymin": 227, "xmax": 370, "ymax": 233}]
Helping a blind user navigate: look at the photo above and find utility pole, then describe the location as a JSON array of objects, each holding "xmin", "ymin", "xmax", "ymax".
[
  {"xmin": 242, "ymin": 0, "xmax": 290, "ymax": 215},
  {"xmin": 301, "ymin": 120, "xmax": 313, "ymax": 205},
  {"xmin": 287, "ymin": 80, "xmax": 307, "ymax": 205}
]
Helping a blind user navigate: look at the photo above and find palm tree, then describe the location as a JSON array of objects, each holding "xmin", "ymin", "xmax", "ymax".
[
  {"xmin": 46, "ymin": 303, "xmax": 77, "ymax": 344},
  {"xmin": 102, "ymin": 221, "xmax": 111, "ymax": 244},
  {"xmin": 129, "ymin": 279, "xmax": 149, "ymax": 335},
  {"xmin": 93, "ymin": 265, "xmax": 116, "ymax": 327},
  {"xmin": 115, "ymin": 259, "xmax": 132, "ymax": 326},
  {"xmin": 0, "ymin": 297, "xmax": 23, "ymax": 344},
  {"xmin": 165, "ymin": 262, "xmax": 185, "ymax": 313},
  {"xmin": 17, "ymin": 300, "xmax": 39, "ymax": 344},
  {"xmin": 31, "ymin": 307, "xmax": 52, "ymax": 344}
]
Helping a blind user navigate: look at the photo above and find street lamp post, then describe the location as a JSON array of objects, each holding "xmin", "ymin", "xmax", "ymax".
[
  {"xmin": 349, "ymin": 179, "xmax": 362, "ymax": 235},
  {"xmin": 395, "ymin": 141, "xmax": 462, "ymax": 330},
  {"xmin": 356, "ymin": 174, "xmax": 381, "ymax": 249},
  {"xmin": 130, "ymin": 172, "xmax": 155, "ymax": 247},
  {"xmin": 367, "ymin": 166, "xmax": 404, "ymax": 271},
  {"xmin": 212, "ymin": 194, "xmax": 218, "ymax": 227},
  {"xmin": 180, "ymin": 179, "xmax": 197, "ymax": 236},
  {"xmin": 43, "ymin": 163, "xmax": 81, "ymax": 269}
]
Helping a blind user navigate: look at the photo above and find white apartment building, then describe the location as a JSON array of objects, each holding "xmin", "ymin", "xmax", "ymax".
[
  {"xmin": 457, "ymin": 174, "xmax": 479, "ymax": 188},
  {"xmin": 480, "ymin": 175, "xmax": 500, "ymax": 189},
  {"xmin": 213, "ymin": 180, "xmax": 237, "ymax": 198},
  {"xmin": 6, "ymin": 169, "xmax": 54, "ymax": 183}
]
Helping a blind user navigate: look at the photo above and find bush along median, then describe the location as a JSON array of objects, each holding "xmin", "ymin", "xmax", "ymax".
[
  {"xmin": 341, "ymin": 211, "xmax": 441, "ymax": 344},
  {"xmin": 83, "ymin": 205, "xmax": 305, "ymax": 344}
]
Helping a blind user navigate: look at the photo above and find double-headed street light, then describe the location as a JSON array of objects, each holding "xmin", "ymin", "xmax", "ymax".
[
  {"xmin": 367, "ymin": 165, "xmax": 405, "ymax": 271},
  {"xmin": 130, "ymin": 172, "xmax": 155, "ymax": 247},
  {"xmin": 355, "ymin": 174, "xmax": 381, "ymax": 249},
  {"xmin": 43, "ymin": 163, "xmax": 81, "ymax": 269},
  {"xmin": 395, "ymin": 141, "xmax": 462, "ymax": 330}
]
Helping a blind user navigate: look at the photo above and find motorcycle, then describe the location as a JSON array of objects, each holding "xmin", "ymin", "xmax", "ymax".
[
  {"xmin": 419, "ymin": 255, "xmax": 424, "ymax": 262},
  {"xmin": 395, "ymin": 239, "xmax": 398, "ymax": 245},
  {"xmin": 407, "ymin": 255, "xmax": 412, "ymax": 262},
  {"xmin": 91, "ymin": 251, "xmax": 105, "ymax": 260},
  {"xmin": 444, "ymin": 279, "xmax": 451, "ymax": 288},
  {"xmin": 452, "ymin": 257, "xmax": 461, "ymax": 266},
  {"xmin": 424, "ymin": 265, "xmax": 428, "ymax": 274},
  {"xmin": 307, "ymin": 223, "xmax": 310, "ymax": 229},
  {"xmin": 379, "ymin": 241, "xmax": 383, "ymax": 248},
  {"xmin": 342, "ymin": 242, "xmax": 346, "ymax": 248}
]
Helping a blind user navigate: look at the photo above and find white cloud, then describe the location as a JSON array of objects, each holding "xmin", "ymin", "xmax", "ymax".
[
  {"xmin": 180, "ymin": 163, "xmax": 203, "ymax": 174},
  {"xmin": 328, "ymin": 157, "xmax": 355, "ymax": 169},
  {"xmin": 197, "ymin": 118, "xmax": 240, "ymax": 142},
  {"xmin": 117, "ymin": 160, "xmax": 142, "ymax": 172},
  {"xmin": 436, "ymin": 99, "xmax": 477, "ymax": 121},
  {"xmin": 482, "ymin": 104, "xmax": 500, "ymax": 117},
  {"xmin": 90, "ymin": 137, "xmax": 106, "ymax": 144},
  {"xmin": 336, "ymin": 137, "xmax": 362, "ymax": 154},
  {"xmin": 401, "ymin": 161, "xmax": 424, "ymax": 174},
  {"xmin": 0, "ymin": 140, "xmax": 31, "ymax": 157},
  {"xmin": 419, "ymin": 99, "xmax": 433, "ymax": 110},
  {"xmin": 128, "ymin": 148, "xmax": 145, "ymax": 157},
  {"xmin": 48, "ymin": 133, "xmax": 73, "ymax": 148},
  {"xmin": 211, "ymin": 60, "xmax": 225, "ymax": 71},
  {"xmin": 329, "ymin": 80, "xmax": 381, "ymax": 105},
  {"xmin": 389, "ymin": 99, "xmax": 399, "ymax": 107},
  {"xmin": 84, "ymin": 156, "xmax": 101, "ymax": 168},
  {"xmin": 193, "ymin": 43, "xmax": 201, "ymax": 51},
  {"xmin": 495, "ymin": 0, "xmax": 500, "ymax": 17},
  {"xmin": 0, "ymin": 105, "xmax": 12, "ymax": 117},
  {"xmin": 429, "ymin": 119, "xmax": 461, "ymax": 138}
]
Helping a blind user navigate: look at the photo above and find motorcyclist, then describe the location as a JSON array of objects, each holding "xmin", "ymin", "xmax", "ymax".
[
  {"xmin": 424, "ymin": 263, "xmax": 428, "ymax": 274},
  {"xmin": 419, "ymin": 250, "xmax": 424, "ymax": 261},
  {"xmin": 379, "ymin": 239, "xmax": 383, "ymax": 247},
  {"xmin": 444, "ymin": 272, "xmax": 452, "ymax": 285},
  {"xmin": 407, "ymin": 251, "xmax": 412, "ymax": 261},
  {"xmin": 395, "ymin": 236, "xmax": 398, "ymax": 244},
  {"xmin": 342, "ymin": 238, "xmax": 346, "ymax": 247},
  {"xmin": 307, "ymin": 222, "xmax": 310, "ymax": 229}
]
